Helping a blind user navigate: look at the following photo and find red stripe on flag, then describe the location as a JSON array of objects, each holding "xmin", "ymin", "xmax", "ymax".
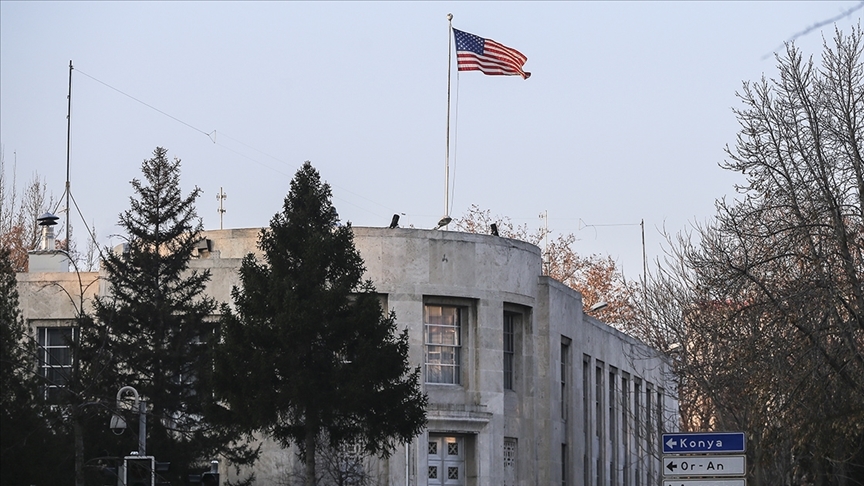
[{"xmin": 454, "ymin": 30, "xmax": 531, "ymax": 79}]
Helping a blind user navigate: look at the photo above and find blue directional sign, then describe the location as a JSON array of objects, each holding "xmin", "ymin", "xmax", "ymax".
[{"xmin": 663, "ymin": 432, "xmax": 746, "ymax": 454}]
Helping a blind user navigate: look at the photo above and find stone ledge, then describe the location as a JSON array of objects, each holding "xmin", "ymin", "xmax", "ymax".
[{"xmin": 426, "ymin": 404, "xmax": 492, "ymax": 434}]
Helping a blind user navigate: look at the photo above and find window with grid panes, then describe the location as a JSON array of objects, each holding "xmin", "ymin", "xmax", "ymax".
[
  {"xmin": 560, "ymin": 341, "xmax": 570, "ymax": 420},
  {"xmin": 425, "ymin": 305, "xmax": 462, "ymax": 384},
  {"xmin": 38, "ymin": 327, "xmax": 77, "ymax": 401},
  {"xmin": 503, "ymin": 312, "xmax": 515, "ymax": 390}
]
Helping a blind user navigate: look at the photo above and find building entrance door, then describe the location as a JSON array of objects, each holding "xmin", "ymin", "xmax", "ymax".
[{"xmin": 427, "ymin": 435, "xmax": 464, "ymax": 486}]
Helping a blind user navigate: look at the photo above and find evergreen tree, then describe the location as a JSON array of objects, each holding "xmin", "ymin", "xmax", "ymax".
[
  {"xmin": 216, "ymin": 162, "xmax": 427, "ymax": 486},
  {"xmin": 0, "ymin": 246, "xmax": 32, "ymax": 460},
  {"xmin": 0, "ymin": 247, "xmax": 73, "ymax": 484},
  {"xmin": 89, "ymin": 147, "xmax": 255, "ymax": 483}
]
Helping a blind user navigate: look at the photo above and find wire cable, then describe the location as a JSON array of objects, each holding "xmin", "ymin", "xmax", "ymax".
[
  {"xmin": 72, "ymin": 68, "xmax": 402, "ymax": 222},
  {"xmin": 75, "ymin": 69, "xmax": 214, "ymax": 139}
]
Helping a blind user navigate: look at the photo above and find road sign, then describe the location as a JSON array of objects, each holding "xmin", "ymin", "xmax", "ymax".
[
  {"xmin": 663, "ymin": 480, "xmax": 745, "ymax": 486},
  {"xmin": 663, "ymin": 432, "xmax": 746, "ymax": 454},
  {"xmin": 664, "ymin": 455, "xmax": 746, "ymax": 477}
]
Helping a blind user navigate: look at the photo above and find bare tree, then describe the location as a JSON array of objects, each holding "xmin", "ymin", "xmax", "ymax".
[
  {"xmin": 454, "ymin": 204, "xmax": 640, "ymax": 326},
  {"xmin": 276, "ymin": 436, "xmax": 380, "ymax": 486},
  {"xmin": 643, "ymin": 26, "xmax": 864, "ymax": 486},
  {"xmin": 0, "ymin": 149, "xmax": 55, "ymax": 272}
]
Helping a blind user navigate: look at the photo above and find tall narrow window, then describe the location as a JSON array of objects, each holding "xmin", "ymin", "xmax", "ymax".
[
  {"xmin": 503, "ymin": 312, "xmax": 515, "ymax": 391},
  {"xmin": 561, "ymin": 443, "xmax": 568, "ymax": 486},
  {"xmin": 425, "ymin": 305, "xmax": 462, "ymax": 384},
  {"xmin": 583, "ymin": 356, "xmax": 591, "ymax": 486},
  {"xmin": 610, "ymin": 369, "xmax": 618, "ymax": 486},
  {"xmin": 622, "ymin": 374, "xmax": 630, "ymax": 486},
  {"xmin": 646, "ymin": 383, "xmax": 655, "ymax": 484},
  {"xmin": 38, "ymin": 327, "xmax": 77, "ymax": 401},
  {"xmin": 560, "ymin": 341, "xmax": 570, "ymax": 420},
  {"xmin": 596, "ymin": 365, "xmax": 604, "ymax": 437},
  {"xmin": 635, "ymin": 379, "xmax": 642, "ymax": 486},
  {"xmin": 595, "ymin": 364, "xmax": 605, "ymax": 486}
]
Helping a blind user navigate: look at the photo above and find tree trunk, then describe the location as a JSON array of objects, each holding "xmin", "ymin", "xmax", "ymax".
[
  {"xmin": 305, "ymin": 428, "xmax": 317, "ymax": 486},
  {"xmin": 74, "ymin": 417, "xmax": 84, "ymax": 486}
]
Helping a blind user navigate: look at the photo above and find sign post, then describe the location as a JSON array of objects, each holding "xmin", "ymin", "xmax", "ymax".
[
  {"xmin": 662, "ymin": 432, "xmax": 747, "ymax": 485},
  {"xmin": 662, "ymin": 432, "xmax": 745, "ymax": 454},
  {"xmin": 664, "ymin": 455, "xmax": 746, "ymax": 476}
]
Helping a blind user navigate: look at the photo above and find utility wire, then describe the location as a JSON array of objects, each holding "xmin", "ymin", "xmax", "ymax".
[
  {"xmin": 72, "ymin": 68, "xmax": 402, "ymax": 221},
  {"xmin": 75, "ymin": 69, "xmax": 214, "ymax": 140}
]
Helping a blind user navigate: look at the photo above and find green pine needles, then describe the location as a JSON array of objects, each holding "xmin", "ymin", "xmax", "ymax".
[
  {"xmin": 216, "ymin": 162, "xmax": 427, "ymax": 486},
  {"xmin": 88, "ymin": 147, "xmax": 255, "ymax": 483}
]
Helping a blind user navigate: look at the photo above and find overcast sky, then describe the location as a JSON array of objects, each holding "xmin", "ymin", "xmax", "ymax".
[{"xmin": 1, "ymin": 1, "xmax": 861, "ymax": 281}]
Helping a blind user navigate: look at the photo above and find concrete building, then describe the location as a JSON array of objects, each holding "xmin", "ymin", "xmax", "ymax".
[{"xmin": 17, "ymin": 226, "xmax": 677, "ymax": 486}]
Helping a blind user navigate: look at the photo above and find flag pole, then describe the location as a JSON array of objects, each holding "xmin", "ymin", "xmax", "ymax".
[{"xmin": 445, "ymin": 13, "xmax": 453, "ymax": 222}]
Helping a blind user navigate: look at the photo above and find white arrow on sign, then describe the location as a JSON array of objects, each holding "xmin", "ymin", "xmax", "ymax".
[
  {"xmin": 663, "ymin": 480, "xmax": 746, "ymax": 486},
  {"xmin": 663, "ymin": 455, "xmax": 746, "ymax": 477}
]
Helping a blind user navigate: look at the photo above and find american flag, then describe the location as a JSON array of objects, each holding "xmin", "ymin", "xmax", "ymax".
[{"xmin": 453, "ymin": 28, "xmax": 531, "ymax": 79}]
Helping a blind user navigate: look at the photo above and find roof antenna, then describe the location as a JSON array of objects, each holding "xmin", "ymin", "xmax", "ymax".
[{"xmin": 217, "ymin": 187, "xmax": 227, "ymax": 229}]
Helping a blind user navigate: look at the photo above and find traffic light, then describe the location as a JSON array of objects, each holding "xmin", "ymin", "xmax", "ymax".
[{"xmin": 124, "ymin": 456, "xmax": 154, "ymax": 486}]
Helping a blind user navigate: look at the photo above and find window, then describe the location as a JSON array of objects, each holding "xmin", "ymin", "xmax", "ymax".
[
  {"xmin": 647, "ymin": 383, "xmax": 655, "ymax": 483},
  {"xmin": 622, "ymin": 374, "xmax": 630, "ymax": 486},
  {"xmin": 635, "ymin": 379, "xmax": 642, "ymax": 486},
  {"xmin": 560, "ymin": 340, "xmax": 570, "ymax": 420},
  {"xmin": 425, "ymin": 305, "xmax": 462, "ymax": 384},
  {"xmin": 610, "ymin": 369, "xmax": 618, "ymax": 486},
  {"xmin": 38, "ymin": 327, "xmax": 77, "ymax": 401},
  {"xmin": 504, "ymin": 437, "xmax": 517, "ymax": 486},
  {"xmin": 634, "ymin": 379, "xmax": 642, "ymax": 437},
  {"xmin": 595, "ymin": 363, "xmax": 605, "ymax": 486},
  {"xmin": 583, "ymin": 355, "xmax": 591, "ymax": 486},
  {"xmin": 503, "ymin": 312, "xmax": 515, "ymax": 391},
  {"xmin": 561, "ymin": 443, "xmax": 568, "ymax": 486}
]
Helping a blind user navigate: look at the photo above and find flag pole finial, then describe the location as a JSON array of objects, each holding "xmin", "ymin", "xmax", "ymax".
[{"xmin": 447, "ymin": 13, "xmax": 453, "ymax": 21}]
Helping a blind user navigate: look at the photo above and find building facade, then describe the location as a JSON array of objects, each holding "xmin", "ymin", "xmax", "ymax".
[{"xmin": 17, "ymin": 227, "xmax": 677, "ymax": 486}]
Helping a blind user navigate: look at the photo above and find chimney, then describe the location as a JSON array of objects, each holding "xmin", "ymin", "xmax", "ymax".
[
  {"xmin": 37, "ymin": 212, "xmax": 60, "ymax": 250},
  {"xmin": 28, "ymin": 212, "xmax": 69, "ymax": 273}
]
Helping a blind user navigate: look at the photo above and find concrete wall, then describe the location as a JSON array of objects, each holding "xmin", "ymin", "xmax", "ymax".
[
  {"xmin": 17, "ymin": 269, "xmax": 99, "ymax": 325},
  {"xmin": 16, "ymin": 227, "xmax": 677, "ymax": 486}
]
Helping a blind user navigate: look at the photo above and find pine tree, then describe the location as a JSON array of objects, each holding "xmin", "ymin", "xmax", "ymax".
[
  {"xmin": 1, "ymin": 247, "xmax": 74, "ymax": 484},
  {"xmin": 89, "ymin": 147, "xmax": 254, "ymax": 482},
  {"xmin": 0, "ymin": 246, "xmax": 32, "ymax": 441},
  {"xmin": 216, "ymin": 162, "xmax": 427, "ymax": 486},
  {"xmin": 1, "ymin": 246, "xmax": 40, "ymax": 482}
]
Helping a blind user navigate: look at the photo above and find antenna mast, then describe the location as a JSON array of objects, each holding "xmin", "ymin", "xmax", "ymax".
[
  {"xmin": 217, "ymin": 187, "xmax": 227, "ymax": 230},
  {"xmin": 65, "ymin": 60, "xmax": 73, "ymax": 247}
]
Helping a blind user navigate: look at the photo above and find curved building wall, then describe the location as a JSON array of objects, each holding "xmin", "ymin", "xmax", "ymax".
[{"xmin": 17, "ymin": 226, "xmax": 677, "ymax": 486}]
